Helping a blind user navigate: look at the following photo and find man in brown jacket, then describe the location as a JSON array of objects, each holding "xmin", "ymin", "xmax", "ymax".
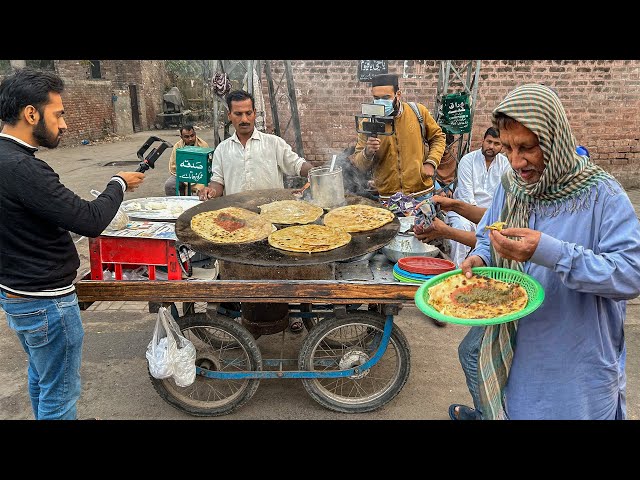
[{"xmin": 351, "ymin": 73, "xmax": 446, "ymax": 201}]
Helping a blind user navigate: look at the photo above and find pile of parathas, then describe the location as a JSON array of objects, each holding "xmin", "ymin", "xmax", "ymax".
[
  {"xmin": 428, "ymin": 273, "xmax": 528, "ymax": 319},
  {"xmin": 190, "ymin": 200, "xmax": 395, "ymax": 254}
]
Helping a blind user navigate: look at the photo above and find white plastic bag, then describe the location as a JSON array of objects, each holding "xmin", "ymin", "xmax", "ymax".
[
  {"xmin": 146, "ymin": 307, "xmax": 197, "ymax": 387},
  {"xmin": 90, "ymin": 188, "xmax": 130, "ymax": 231}
]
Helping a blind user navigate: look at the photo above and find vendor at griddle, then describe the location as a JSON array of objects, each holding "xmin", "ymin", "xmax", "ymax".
[
  {"xmin": 198, "ymin": 90, "xmax": 314, "ymax": 200},
  {"xmin": 351, "ymin": 73, "xmax": 446, "ymax": 202}
]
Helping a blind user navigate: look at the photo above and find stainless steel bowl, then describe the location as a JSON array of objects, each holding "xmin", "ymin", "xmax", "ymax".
[{"xmin": 381, "ymin": 233, "xmax": 441, "ymax": 263}]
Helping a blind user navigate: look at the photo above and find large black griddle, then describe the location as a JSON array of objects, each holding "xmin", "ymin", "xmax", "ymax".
[{"xmin": 175, "ymin": 188, "xmax": 399, "ymax": 267}]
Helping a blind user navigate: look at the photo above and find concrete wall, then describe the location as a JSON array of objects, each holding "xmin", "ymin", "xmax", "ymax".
[
  {"xmin": 112, "ymin": 89, "xmax": 133, "ymax": 136},
  {"xmin": 260, "ymin": 60, "xmax": 640, "ymax": 188}
]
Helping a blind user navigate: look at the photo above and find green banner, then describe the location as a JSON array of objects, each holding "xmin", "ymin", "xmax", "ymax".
[
  {"xmin": 175, "ymin": 146, "xmax": 214, "ymax": 193},
  {"xmin": 441, "ymin": 92, "xmax": 471, "ymax": 134}
]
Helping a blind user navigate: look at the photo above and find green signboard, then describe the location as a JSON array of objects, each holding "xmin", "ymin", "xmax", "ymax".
[
  {"xmin": 441, "ymin": 92, "xmax": 472, "ymax": 134},
  {"xmin": 175, "ymin": 146, "xmax": 215, "ymax": 195}
]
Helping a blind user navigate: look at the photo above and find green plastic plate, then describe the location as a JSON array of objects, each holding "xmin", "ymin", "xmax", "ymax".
[{"xmin": 414, "ymin": 267, "xmax": 545, "ymax": 326}]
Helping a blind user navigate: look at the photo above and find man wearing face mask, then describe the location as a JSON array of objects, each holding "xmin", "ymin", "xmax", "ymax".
[{"xmin": 351, "ymin": 73, "xmax": 446, "ymax": 202}]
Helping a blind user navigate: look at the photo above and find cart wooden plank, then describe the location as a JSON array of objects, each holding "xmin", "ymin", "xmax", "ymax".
[{"xmin": 75, "ymin": 279, "xmax": 420, "ymax": 304}]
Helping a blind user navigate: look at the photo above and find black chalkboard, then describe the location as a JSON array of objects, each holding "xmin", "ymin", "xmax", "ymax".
[{"xmin": 358, "ymin": 60, "xmax": 388, "ymax": 81}]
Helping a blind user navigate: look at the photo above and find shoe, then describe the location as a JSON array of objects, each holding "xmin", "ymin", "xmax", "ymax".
[
  {"xmin": 289, "ymin": 319, "xmax": 304, "ymax": 333},
  {"xmin": 448, "ymin": 404, "xmax": 479, "ymax": 420}
]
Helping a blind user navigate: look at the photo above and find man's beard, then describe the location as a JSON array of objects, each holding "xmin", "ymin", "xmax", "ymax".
[
  {"xmin": 481, "ymin": 147, "xmax": 496, "ymax": 159},
  {"xmin": 33, "ymin": 118, "xmax": 61, "ymax": 149}
]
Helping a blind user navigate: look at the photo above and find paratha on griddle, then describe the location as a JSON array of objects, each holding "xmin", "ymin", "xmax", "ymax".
[
  {"xmin": 268, "ymin": 224, "xmax": 351, "ymax": 253},
  {"xmin": 190, "ymin": 207, "xmax": 274, "ymax": 244},
  {"xmin": 258, "ymin": 199, "xmax": 324, "ymax": 225},
  {"xmin": 323, "ymin": 204, "xmax": 395, "ymax": 232}
]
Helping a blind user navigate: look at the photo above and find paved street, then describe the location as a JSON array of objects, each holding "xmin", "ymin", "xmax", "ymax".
[{"xmin": 0, "ymin": 128, "xmax": 639, "ymax": 420}]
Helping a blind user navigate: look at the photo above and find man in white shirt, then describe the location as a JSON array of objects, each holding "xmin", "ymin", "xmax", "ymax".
[
  {"xmin": 197, "ymin": 90, "xmax": 314, "ymax": 333},
  {"xmin": 198, "ymin": 90, "xmax": 314, "ymax": 199},
  {"xmin": 415, "ymin": 127, "xmax": 511, "ymax": 267}
]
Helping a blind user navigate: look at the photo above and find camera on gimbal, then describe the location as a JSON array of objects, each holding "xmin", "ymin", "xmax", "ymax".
[{"xmin": 354, "ymin": 103, "xmax": 395, "ymax": 137}]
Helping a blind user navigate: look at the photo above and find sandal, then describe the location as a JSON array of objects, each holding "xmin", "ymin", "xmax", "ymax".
[
  {"xmin": 289, "ymin": 319, "xmax": 304, "ymax": 333},
  {"xmin": 448, "ymin": 404, "xmax": 479, "ymax": 420}
]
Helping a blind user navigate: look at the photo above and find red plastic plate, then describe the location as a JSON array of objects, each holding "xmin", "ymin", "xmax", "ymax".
[{"xmin": 398, "ymin": 256, "xmax": 456, "ymax": 275}]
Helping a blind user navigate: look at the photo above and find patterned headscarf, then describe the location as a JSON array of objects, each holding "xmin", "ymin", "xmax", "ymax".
[{"xmin": 478, "ymin": 83, "xmax": 616, "ymax": 419}]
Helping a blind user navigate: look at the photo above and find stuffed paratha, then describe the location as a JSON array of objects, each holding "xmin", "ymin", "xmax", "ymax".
[
  {"xmin": 428, "ymin": 273, "xmax": 528, "ymax": 319},
  {"xmin": 258, "ymin": 199, "xmax": 324, "ymax": 225},
  {"xmin": 268, "ymin": 224, "xmax": 351, "ymax": 253},
  {"xmin": 323, "ymin": 204, "xmax": 395, "ymax": 232},
  {"xmin": 190, "ymin": 207, "xmax": 274, "ymax": 244}
]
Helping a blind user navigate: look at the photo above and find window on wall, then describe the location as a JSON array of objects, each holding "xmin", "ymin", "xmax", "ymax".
[
  {"xmin": 90, "ymin": 60, "xmax": 102, "ymax": 79},
  {"xmin": 25, "ymin": 60, "xmax": 55, "ymax": 71}
]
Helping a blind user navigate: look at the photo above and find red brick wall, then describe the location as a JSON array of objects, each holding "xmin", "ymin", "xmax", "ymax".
[
  {"xmin": 261, "ymin": 60, "xmax": 640, "ymax": 188},
  {"xmin": 56, "ymin": 61, "xmax": 114, "ymax": 146},
  {"xmin": 56, "ymin": 60, "xmax": 166, "ymax": 142}
]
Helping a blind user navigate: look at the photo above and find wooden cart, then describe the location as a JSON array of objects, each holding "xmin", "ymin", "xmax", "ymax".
[{"xmin": 76, "ymin": 272, "xmax": 420, "ymax": 416}]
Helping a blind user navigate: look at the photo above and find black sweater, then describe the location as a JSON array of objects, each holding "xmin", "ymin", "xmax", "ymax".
[{"xmin": 0, "ymin": 136, "xmax": 124, "ymax": 294}]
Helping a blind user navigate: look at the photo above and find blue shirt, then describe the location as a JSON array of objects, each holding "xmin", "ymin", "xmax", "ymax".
[{"xmin": 472, "ymin": 179, "xmax": 640, "ymax": 419}]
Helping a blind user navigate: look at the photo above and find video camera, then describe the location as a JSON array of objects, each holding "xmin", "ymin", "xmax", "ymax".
[{"xmin": 354, "ymin": 103, "xmax": 395, "ymax": 137}]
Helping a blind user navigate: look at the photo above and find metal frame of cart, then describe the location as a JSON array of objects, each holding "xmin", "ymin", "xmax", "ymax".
[{"xmin": 76, "ymin": 278, "xmax": 419, "ymax": 416}]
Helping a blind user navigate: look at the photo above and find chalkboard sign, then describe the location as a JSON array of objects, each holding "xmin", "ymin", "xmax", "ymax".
[
  {"xmin": 358, "ymin": 60, "xmax": 388, "ymax": 81},
  {"xmin": 441, "ymin": 92, "xmax": 472, "ymax": 134},
  {"xmin": 175, "ymin": 146, "xmax": 215, "ymax": 195}
]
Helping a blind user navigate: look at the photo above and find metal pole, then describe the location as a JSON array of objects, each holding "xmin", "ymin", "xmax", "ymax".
[
  {"xmin": 265, "ymin": 60, "xmax": 281, "ymax": 137},
  {"xmin": 284, "ymin": 60, "xmax": 304, "ymax": 158}
]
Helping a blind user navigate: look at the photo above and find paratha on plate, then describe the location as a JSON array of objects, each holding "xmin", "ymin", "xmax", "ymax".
[
  {"xmin": 323, "ymin": 204, "xmax": 395, "ymax": 232},
  {"xmin": 190, "ymin": 207, "xmax": 274, "ymax": 244},
  {"xmin": 268, "ymin": 224, "xmax": 351, "ymax": 254},
  {"xmin": 428, "ymin": 273, "xmax": 528, "ymax": 319},
  {"xmin": 258, "ymin": 199, "xmax": 324, "ymax": 225}
]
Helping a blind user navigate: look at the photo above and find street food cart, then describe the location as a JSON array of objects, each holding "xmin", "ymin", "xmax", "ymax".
[{"xmin": 75, "ymin": 189, "xmax": 422, "ymax": 416}]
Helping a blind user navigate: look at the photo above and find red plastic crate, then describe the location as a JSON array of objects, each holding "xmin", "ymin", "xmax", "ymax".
[{"xmin": 89, "ymin": 236, "xmax": 181, "ymax": 280}]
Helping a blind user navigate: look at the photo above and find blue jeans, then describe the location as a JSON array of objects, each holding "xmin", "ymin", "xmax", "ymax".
[
  {"xmin": 0, "ymin": 291, "xmax": 84, "ymax": 420},
  {"xmin": 458, "ymin": 325, "xmax": 484, "ymax": 419}
]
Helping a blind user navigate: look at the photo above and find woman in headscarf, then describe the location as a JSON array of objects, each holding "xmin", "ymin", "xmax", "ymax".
[{"xmin": 460, "ymin": 83, "xmax": 640, "ymax": 419}]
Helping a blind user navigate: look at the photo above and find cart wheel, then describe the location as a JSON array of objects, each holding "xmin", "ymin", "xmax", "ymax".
[
  {"xmin": 299, "ymin": 304, "xmax": 370, "ymax": 347},
  {"xmin": 149, "ymin": 314, "xmax": 262, "ymax": 416},
  {"xmin": 298, "ymin": 311, "xmax": 410, "ymax": 413}
]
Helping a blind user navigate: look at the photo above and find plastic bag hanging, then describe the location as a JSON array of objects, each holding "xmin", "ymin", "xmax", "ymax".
[{"xmin": 146, "ymin": 307, "xmax": 196, "ymax": 387}]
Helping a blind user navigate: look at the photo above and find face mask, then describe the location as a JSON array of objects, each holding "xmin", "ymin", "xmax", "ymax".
[{"xmin": 373, "ymin": 98, "xmax": 394, "ymax": 116}]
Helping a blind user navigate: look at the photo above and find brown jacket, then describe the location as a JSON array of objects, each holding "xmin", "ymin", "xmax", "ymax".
[{"xmin": 352, "ymin": 102, "xmax": 446, "ymax": 197}]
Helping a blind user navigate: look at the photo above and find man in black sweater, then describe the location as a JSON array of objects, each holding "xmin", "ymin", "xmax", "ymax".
[{"xmin": 0, "ymin": 67, "xmax": 145, "ymax": 420}]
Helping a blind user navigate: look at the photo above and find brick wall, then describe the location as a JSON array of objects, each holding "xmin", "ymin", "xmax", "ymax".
[
  {"xmin": 56, "ymin": 61, "xmax": 114, "ymax": 145},
  {"xmin": 57, "ymin": 60, "xmax": 165, "ymax": 141},
  {"xmin": 261, "ymin": 60, "xmax": 640, "ymax": 188}
]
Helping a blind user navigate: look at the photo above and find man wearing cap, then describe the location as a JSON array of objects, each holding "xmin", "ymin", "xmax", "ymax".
[{"xmin": 351, "ymin": 73, "xmax": 446, "ymax": 201}]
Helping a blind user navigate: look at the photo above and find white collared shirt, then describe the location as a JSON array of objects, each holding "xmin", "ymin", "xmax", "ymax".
[
  {"xmin": 210, "ymin": 129, "xmax": 306, "ymax": 195},
  {"xmin": 453, "ymin": 148, "xmax": 512, "ymax": 208}
]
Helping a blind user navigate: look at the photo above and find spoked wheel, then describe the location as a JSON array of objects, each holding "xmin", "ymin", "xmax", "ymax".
[
  {"xmin": 149, "ymin": 314, "xmax": 262, "ymax": 416},
  {"xmin": 300, "ymin": 304, "xmax": 371, "ymax": 347},
  {"xmin": 298, "ymin": 311, "xmax": 410, "ymax": 413}
]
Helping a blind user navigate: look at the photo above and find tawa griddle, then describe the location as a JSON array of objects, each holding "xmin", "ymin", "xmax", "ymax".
[{"xmin": 175, "ymin": 188, "xmax": 399, "ymax": 267}]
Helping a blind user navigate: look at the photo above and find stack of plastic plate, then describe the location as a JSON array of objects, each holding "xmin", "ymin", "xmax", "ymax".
[{"xmin": 393, "ymin": 256, "xmax": 457, "ymax": 283}]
